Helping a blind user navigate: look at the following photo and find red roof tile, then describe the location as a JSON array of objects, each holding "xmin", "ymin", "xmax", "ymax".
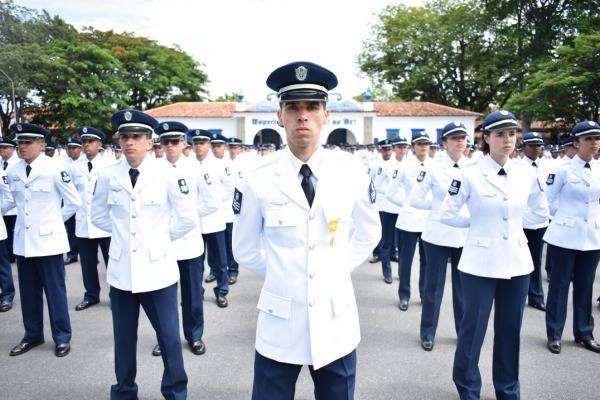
[
  {"xmin": 373, "ymin": 102, "xmax": 480, "ymax": 117},
  {"xmin": 145, "ymin": 102, "xmax": 236, "ymax": 118}
]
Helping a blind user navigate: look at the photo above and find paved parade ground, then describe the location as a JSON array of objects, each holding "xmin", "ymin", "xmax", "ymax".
[{"xmin": 1, "ymin": 255, "xmax": 599, "ymax": 400}]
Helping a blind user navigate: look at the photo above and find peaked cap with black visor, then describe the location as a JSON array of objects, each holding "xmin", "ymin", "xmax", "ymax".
[{"xmin": 266, "ymin": 61, "xmax": 338, "ymax": 103}]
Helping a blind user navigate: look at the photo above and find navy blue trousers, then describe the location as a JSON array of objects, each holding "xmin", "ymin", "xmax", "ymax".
[
  {"xmin": 3, "ymin": 214, "xmax": 16, "ymax": 262},
  {"xmin": 523, "ymin": 228, "xmax": 546, "ymax": 306},
  {"xmin": 420, "ymin": 241, "xmax": 463, "ymax": 342},
  {"xmin": 0, "ymin": 239, "xmax": 14, "ymax": 302},
  {"xmin": 64, "ymin": 215, "xmax": 78, "ymax": 260},
  {"xmin": 453, "ymin": 272, "xmax": 529, "ymax": 400},
  {"xmin": 77, "ymin": 236, "xmax": 110, "ymax": 303},
  {"xmin": 16, "ymin": 254, "xmax": 71, "ymax": 344},
  {"xmin": 252, "ymin": 350, "xmax": 356, "ymax": 400},
  {"xmin": 225, "ymin": 222, "xmax": 239, "ymax": 278},
  {"xmin": 178, "ymin": 256, "xmax": 204, "ymax": 343},
  {"xmin": 397, "ymin": 229, "xmax": 426, "ymax": 301},
  {"xmin": 545, "ymin": 244, "xmax": 600, "ymax": 342},
  {"xmin": 109, "ymin": 284, "xmax": 187, "ymax": 400},
  {"xmin": 373, "ymin": 212, "xmax": 385, "ymax": 258},
  {"xmin": 201, "ymin": 231, "xmax": 229, "ymax": 297},
  {"xmin": 379, "ymin": 212, "xmax": 398, "ymax": 279}
]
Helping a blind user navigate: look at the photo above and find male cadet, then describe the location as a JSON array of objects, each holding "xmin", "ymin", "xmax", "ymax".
[
  {"xmin": 0, "ymin": 136, "xmax": 19, "ymax": 263},
  {"xmin": 518, "ymin": 131, "xmax": 550, "ymax": 312},
  {"xmin": 153, "ymin": 137, "xmax": 165, "ymax": 159},
  {"xmin": 233, "ymin": 61, "xmax": 381, "ymax": 399},
  {"xmin": 64, "ymin": 137, "xmax": 83, "ymax": 265},
  {"xmin": 92, "ymin": 110, "xmax": 196, "ymax": 400},
  {"xmin": 189, "ymin": 129, "xmax": 230, "ymax": 307},
  {"xmin": 7, "ymin": 123, "xmax": 82, "ymax": 357},
  {"xmin": 150, "ymin": 121, "xmax": 219, "ymax": 357},
  {"xmin": 372, "ymin": 138, "xmax": 399, "ymax": 283},
  {"xmin": 68, "ymin": 127, "xmax": 113, "ymax": 311},
  {"xmin": 44, "ymin": 142, "xmax": 56, "ymax": 158},
  {"xmin": 113, "ymin": 144, "xmax": 123, "ymax": 160},
  {"xmin": 210, "ymin": 133, "xmax": 239, "ymax": 284},
  {"xmin": 0, "ymin": 160, "xmax": 15, "ymax": 312}
]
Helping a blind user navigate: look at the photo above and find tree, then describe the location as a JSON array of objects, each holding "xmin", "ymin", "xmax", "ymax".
[
  {"xmin": 213, "ymin": 92, "xmax": 241, "ymax": 102},
  {"xmin": 505, "ymin": 33, "xmax": 600, "ymax": 123}
]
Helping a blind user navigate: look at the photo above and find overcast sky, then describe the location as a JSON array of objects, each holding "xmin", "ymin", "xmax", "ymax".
[{"xmin": 17, "ymin": 0, "xmax": 424, "ymax": 103}]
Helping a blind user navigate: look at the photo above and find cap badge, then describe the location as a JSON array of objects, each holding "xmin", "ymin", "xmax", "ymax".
[
  {"xmin": 589, "ymin": 121, "xmax": 595, "ymax": 127},
  {"xmin": 500, "ymin": 110, "xmax": 509, "ymax": 115},
  {"xmin": 83, "ymin": 127, "xmax": 88, "ymax": 133},
  {"xmin": 295, "ymin": 66, "xmax": 308, "ymax": 81},
  {"xmin": 124, "ymin": 111, "xmax": 132, "ymax": 121},
  {"xmin": 163, "ymin": 123, "xmax": 169, "ymax": 130},
  {"xmin": 17, "ymin": 124, "xmax": 22, "ymax": 132}
]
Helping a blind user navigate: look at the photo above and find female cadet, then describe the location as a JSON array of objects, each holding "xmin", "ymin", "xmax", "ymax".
[
  {"xmin": 439, "ymin": 111, "xmax": 549, "ymax": 400},
  {"xmin": 385, "ymin": 131, "xmax": 431, "ymax": 311},
  {"xmin": 409, "ymin": 122, "xmax": 471, "ymax": 351},
  {"xmin": 544, "ymin": 120, "xmax": 600, "ymax": 354}
]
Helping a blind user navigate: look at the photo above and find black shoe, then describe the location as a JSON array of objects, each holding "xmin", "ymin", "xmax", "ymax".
[
  {"xmin": 64, "ymin": 257, "xmax": 78, "ymax": 265},
  {"xmin": 152, "ymin": 344, "xmax": 161, "ymax": 357},
  {"xmin": 228, "ymin": 276, "xmax": 237, "ymax": 285},
  {"xmin": 575, "ymin": 338, "xmax": 600, "ymax": 353},
  {"xmin": 391, "ymin": 255, "xmax": 398, "ymax": 262},
  {"xmin": 528, "ymin": 302, "xmax": 546, "ymax": 312},
  {"xmin": 55, "ymin": 343, "xmax": 70, "ymax": 357},
  {"xmin": 9, "ymin": 340, "xmax": 44, "ymax": 356},
  {"xmin": 216, "ymin": 295, "xmax": 228, "ymax": 308},
  {"xmin": 75, "ymin": 299, "xmax": 99, "ymax": 311},
  {"xmin": 383, "ymin": 276, "xmax": 393, "ymax": 284},
  {"xmin": 0, "ymin": 299, "xmax": 12, "ymax": 312},
  {"xmin": 547, "ymin": 340, "xmax": 561, "ymax": 354},
  {"xmin": 399, "ymin": 300, "xmax": 409, "ymax": 311},
  {"xmin": 369, "ymin": 255, "xmax": 380, "ymax": 264},
  {"xmin": 190, "ymin": 340, "xmax": 206, "ymax": 355},
  {"xmin": 421, "ymin": 340, "xmax": 434, "ymax": 351},
  {"xmin": 204, "ymin": 273, "xmax": 216, "ymax": 283}
]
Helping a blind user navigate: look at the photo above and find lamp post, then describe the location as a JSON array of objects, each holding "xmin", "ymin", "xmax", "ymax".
[{"xmin": 0, "ymin": 67, "xmax": 18, "ymax": 125}]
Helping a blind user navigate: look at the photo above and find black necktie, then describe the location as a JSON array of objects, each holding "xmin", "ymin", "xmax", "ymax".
[
  {"xmin": 87, "ymin": 161, "xmax": 93, "ymax": 172},
  {"xmin": 25, "ymin": 165, "xmax": 31, "ymax": 177},
  {"xmin": 299, "ymin": 164, "xmax": 315, "ymax": 207},
  {"xmin": 453, "ymin": 163, "xmax": 459, "ymax": 168},
  {"xmin": 129, "ymin": 168, "xmax": 139, "ymax": 188},
  {"xmin": 532, "ymin": 162, "xmax": 537, "ymax": 167},
  {"xmin": 498, "ymin": 168, "xmax": 507, "ymax": 176},
  {"xmin": 584, "ymin": 162, "xmax": 591, "ymax": 169},
  {"xmin": 2, "ymin": 161, "xmax": 7, "ymax": 170}
]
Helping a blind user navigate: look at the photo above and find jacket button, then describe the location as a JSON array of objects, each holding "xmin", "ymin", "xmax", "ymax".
[
  {"xmin": 131, "ymin": 197, "xmax": 136, "ymax": 202},
  {"xmin": 503, "ymin": 235, "xmax": 508, "ymax": 240},
  {"xmin": 503, "ymin": 197, "xmax": 508, "ymax": 201},
  {"xmin": 309, "ymin": 300, "xmax": 315, "ymax": 307},
  {"xmin": 132, "ymin": 215, "xmax": 137, "ymax": 219},
  {"xmin": 26, "ymin": 226, "xmax": 30, "ymax": 230},
  {"xmin": 584, "ymin": 218, "xmax": 588, "ymax": 222},
  {"xmin": 309, "ymin": 213, "xmax": 315, "ymax": 220},
  {"xmin": 309, "ymin": 271, "xmax": 316, "ymax": 278},
  {"xmin": 267, "ymin": 308, "xmax": 273, "ymax": 314},
  {"xmin": 24, "ymin": 184, "xmax": 29, "ymax": 188},
  {"xmin": 132, "ymin": 232, "xmax": 136, "ymax": 236},
  {"xmin": 309, "ymin": 244, "xmax": 315, "ymax": 250},
  {"xmin": 502, "ymin": 216, "xmax": 508, "ymax": 221},
  {"xmin": 132, "ymin": 249, "xmax": 137, "ymax": 253},
  {"xmin": 278, "ymin": 219, "xmax": 283, "ymax": 225}
]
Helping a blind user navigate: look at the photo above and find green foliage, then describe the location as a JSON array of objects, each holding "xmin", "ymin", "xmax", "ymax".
[
  {"xmin": 506, "ymin": 33, "xmax": 600, "ymax": 123},
  {"xmin": 0, "ymin": 0, "xmax": 208, "ymax": 138},
  {"xmin": 213, "ymin": 92, "xmax": 241, "ymax": 102}
]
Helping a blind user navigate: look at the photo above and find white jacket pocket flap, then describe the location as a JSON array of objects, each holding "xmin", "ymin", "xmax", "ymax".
[
  {"xmin": 554, "ymin": 216, "xmax": 575, "ymax": 227},
  {"xmin": 39, "ymin": 226, "xmax": 59, "ymax": 236},
  {"xmin": 108, "ymin": 243, "xmax": 122, "ymax": 261},
  {"xmin": 264, "ymin": 208, "xmax": 299, "ymax": 228},
  {"xmin": 469, "ymin": 236, "xmax": 491, "ymax": 247},
  {"xmin": 149, "ymin": 245, "xmax": 169, "ymax": 261},
  {"xmin": 257, "ymin": 290, "xmax": 291, "ymax": 320}
]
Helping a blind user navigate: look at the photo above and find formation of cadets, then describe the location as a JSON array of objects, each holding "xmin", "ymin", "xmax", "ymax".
[{"xmin": 0, "ymin": 62, "xmax": 598, "ymax": 399}]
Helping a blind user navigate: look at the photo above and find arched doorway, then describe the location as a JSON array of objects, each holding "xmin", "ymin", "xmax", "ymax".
[
  {"xmin": 326, "ymin": 129, "xmax": 357, "ymax": 146},
  {"xmin": 254, "ymin": 129, "xmax": 283, "ymax": 149}
]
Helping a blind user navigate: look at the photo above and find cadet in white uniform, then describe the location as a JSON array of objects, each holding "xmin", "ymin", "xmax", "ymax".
[
  {"xmin": 189, "ymin": 129, "xmax": 230, "ymax": 307},
  {"xmin": 386, "ymin": 131, "xmax": 431, "ymax": 311},
  {"xmin": 544, "ymin": 120, "xmax": 600, "ymax": 354},
  {"xmin": 150, "ymin": 121, "xmax": 220, "ymax": 358},
  {"xmin": 92, "ymin": 110, "xmax": 196, "ymax": 399},
  {"xmin": 409, "ymin": 122, "xmax": 470, "ymax": 351},
  {"xmin": 0, "ymin": 136, "xmax": 18, "ymax": 265},
  {"xmin": 233, "ymin": 61, "xmax": 381, "ymax": 400},
  {"xmin": 68, "ymin": 128, "xmax": 113, "ymax": 311},
  {"xmin": 64, "ymin": 138, "xmax": 83, "ymax": 265},
  {"xmin": 439, "ymin": 111, "xmax": 549, "ymax": 400},
  {"xmin": 517, "ymin": 131, "xmax": 550, "ymax": 311},
  {"xmin": 0, "ymin": 164, "xmax": 15, "ymax": 313},
  {"xmin": 7, "ymin": 123, "xmax": 82, "ymax": 358}
]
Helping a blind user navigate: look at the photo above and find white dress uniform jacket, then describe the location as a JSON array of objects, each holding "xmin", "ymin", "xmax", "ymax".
[
  {"xmin": 543, "ymin": 155, "xmax": 600, "ymax": 251},
  {"xmin": 516, "ymin": 156, "xmax": 550, "ymax": 230},
  {"xmin": 163, "ymin": 156, "xmax": 220, "ymax": 260},
  {"xmin": 2, "ymin": 152, "xmax": 19, "ymax": 217},
  {"xmin": 373, "ymin": 158, "xmax": 402, "ymax": 214},
  {"xmin": 409, "ymin": 153, "xmax": 471, "ymax": 248},
  {"xmin": 91, "ymin": 157, "xmax": 197, "ymax": 293},
  {"xmin": 194, "ymin": 157, "xmax": 227, "ymax": 234},
  {"xmin": 7, "ymin": 155, "xmax": 82, "ymax": 257},
  {"xmin": 205, "ymin": 154, "xmax": 235, "ymax": 224},
  {"xmin": 233, "ymin": 147, "xmax": 381, "ymax": 369},
  {"xmin": 439, "ymin": 155, "xmax": 549, "ymax": 279},
  {"xmin": 386, "ymin": 157, "xmax": 430, "ymax": 232},
  {"xmin": 0, "ymin": 169, "xmax": 15, "ymax": 240},
  {"xmin": 69, "ymin": 155, "xmax": 115, "ymax": 239}
]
